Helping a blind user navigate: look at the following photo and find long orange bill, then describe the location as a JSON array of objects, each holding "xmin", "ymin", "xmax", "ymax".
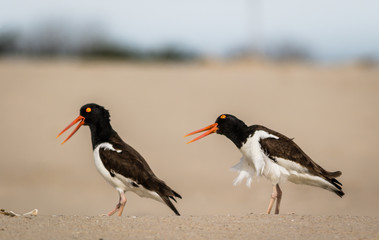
[
  {"xmin": 56, "ymin": 116, "xmax": 85, "ymax": 144},
  {"xmin": 184, "ymin": 123, "xmax": 218, "ymax": 144}
]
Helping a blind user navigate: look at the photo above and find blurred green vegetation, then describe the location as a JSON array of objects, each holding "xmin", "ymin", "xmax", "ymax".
[
  {"xmin": 1, "ymin": 21, "xmax": 376, "ymax": 64},
  {"xmin": 0, "ymin": 28, "xmax": 197, "ymax": 61}
]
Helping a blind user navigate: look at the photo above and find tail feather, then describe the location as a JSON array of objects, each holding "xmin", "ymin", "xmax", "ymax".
[
  {"xmin": 168, "ymin": 190, "xmax": 182, "ymax": 203},
  {"xmin": 331, "ymin": 178, "xmax": 342, "ymax": 188},
  {"xmin": 172, "ymin": 190, "xmax": 182, "ymax": 199},
  {"xmin": 324, "ymin": 170, "xmax": 342, "ymax": 178},
  {"xmin": 322, "ymin": 167, "xmax": 344, "ymax": 198},
  {"xmin": 161, "ymin": 195, "xmax": 181, "ymax": 216},
  {"xmin": 157, "ymin": 183, "xmax": 181, "ymax": 216},
  {"xmin": 333, "ymin": 187, "xmax": 345, "ymax": 197},
  {"xmin": 330, "ymin": 177, "xmax": 344, "ymax": 197},
  {"xmin": 169, "ymin": 196, "xmax": 177, "ymax": 203}
]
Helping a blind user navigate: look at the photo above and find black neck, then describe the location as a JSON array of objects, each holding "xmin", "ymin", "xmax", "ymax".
[
  {"xmin": 221, "ymin": 123, "xmax": 249, "ymax": 149},
  {"xmin": 88, "ymin": 121, "xmax": 115, "ymax": 149}
]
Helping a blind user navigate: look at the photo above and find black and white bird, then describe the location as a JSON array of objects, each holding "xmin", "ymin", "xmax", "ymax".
[
  {"xmin": 185, "ymin": 114, "xmax": 344, "ymax": 214},
  {"xmin": 57, "ymin": 103, "xmax": 181, "ymax": 216}
]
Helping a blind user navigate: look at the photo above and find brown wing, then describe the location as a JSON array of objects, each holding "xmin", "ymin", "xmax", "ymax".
[
  {"xmin": 99, "ymin": 146, "xmax": 156, "ymax": 188},
  {"xmin": 255, "ymin": 125, "xmax": 342, "ymax": 179}
]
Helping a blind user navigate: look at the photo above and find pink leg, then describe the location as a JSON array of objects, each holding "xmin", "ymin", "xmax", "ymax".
[
  {"xmin": 107, "ymin": 190, "xmax": 127, "ymax": 216},
  {"xmin": 117, "ymin": 191, "xmax": 127, "ymax": 216},
  {"xmin": 274, "ymin": 185, "xmax": 282, "ymax": 214},
  {"xmin": 266, "ymin": 184, "xmax": 278, "ymax": 214},
  {"xmin": 107, "ymin": 202, "xmax": 121, "ymax": 216}
]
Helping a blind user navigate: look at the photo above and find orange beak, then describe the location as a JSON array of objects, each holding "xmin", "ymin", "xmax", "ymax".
[
  {"xmin": 56, "ymin": 116, "xmax": 85, "ymax": 144},
  {"xmin": 184, "ymin": 123, "xmax": 218, "ymax": 144}
]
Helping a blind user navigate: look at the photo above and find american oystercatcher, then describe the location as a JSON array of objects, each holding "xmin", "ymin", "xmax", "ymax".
[
  {"xmin": 57, "ymin": 103, "xmax": 181, "ymax": 216},
  {"xmin": 185, "ymin": 114, "xmax": 344, "ymax": 214}
]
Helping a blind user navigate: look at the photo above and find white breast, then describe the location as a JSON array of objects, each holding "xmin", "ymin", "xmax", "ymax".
[
  {"xmin": 239, "ymin": 130, "xmax": 279, "ymax": 176},
  {"xmin": 231, "ymin": 130, "xmax": 290, "ymax": 186},
  {"xmin": 93, "ymin": 143, "xmax": 126, "ymax": 191}
]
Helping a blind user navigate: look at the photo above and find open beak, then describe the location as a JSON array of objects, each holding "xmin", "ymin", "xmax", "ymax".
[
  {"xmin": 184, "ymin": 123, "xmax": 218, "ymax": 144},
  {"xmin": 56, "ymin": 116, "xmax": 85, "ymax": 144}
]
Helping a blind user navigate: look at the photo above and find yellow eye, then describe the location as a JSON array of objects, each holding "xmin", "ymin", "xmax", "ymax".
[
  {"xmin": 220, "ymin": 114, "xmax": 226, "ymax": 119},
  {"xmin": 86, "ymin": 107, "xmax": 92, "ymax": 113}
]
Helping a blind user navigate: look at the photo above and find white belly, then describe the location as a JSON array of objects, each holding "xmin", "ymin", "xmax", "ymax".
[{"xmin": 231, "ymin": 155, "xmax": 290, "ymax": 186}]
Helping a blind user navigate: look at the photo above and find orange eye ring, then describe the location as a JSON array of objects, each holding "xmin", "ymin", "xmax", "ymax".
[
  {"xmin": 86, "ymin": 107, "xmax": 92, "ymax": 113},
  {"xmin": 220, "ymin": 115, "xmax": 226, "ymax": 119}
]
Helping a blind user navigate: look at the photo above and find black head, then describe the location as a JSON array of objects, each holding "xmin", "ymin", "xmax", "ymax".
[
  {"xmin": 57, "ymin": 103, "xmax": 112, "ymax": 144},
  {"xmin": 79, "ymin": 103, "xmax": 110, "ymax": 127},
  {"xmin": 214, "ymin": 114, "xmax": 247, "ymax": 137},
  {"xmin": 185, "ymin": 114, "xmax": 249, "ymax": 148}
]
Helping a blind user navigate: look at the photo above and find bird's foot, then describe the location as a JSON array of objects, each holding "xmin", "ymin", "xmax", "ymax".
[{"xmin": 107, "ymin": 203, "xmax": 122, "ymax": 216}]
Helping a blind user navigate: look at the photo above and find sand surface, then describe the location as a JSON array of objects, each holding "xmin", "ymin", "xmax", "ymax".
[
  {"xmin": 1, "ymin": 214, "xmax": 378, "ymax": 240},
  {"xmin": 0, "ymin": 59, "xmax": 378, "ymax": 238}
]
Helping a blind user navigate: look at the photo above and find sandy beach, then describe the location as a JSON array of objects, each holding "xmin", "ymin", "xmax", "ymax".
[
  {"xmin": 0, "ymin": 59, "xmax": 378, "ymax": 238},
  {"xmin": 1, "ymin": 214, "xmax": 378, "ymax": 240}
]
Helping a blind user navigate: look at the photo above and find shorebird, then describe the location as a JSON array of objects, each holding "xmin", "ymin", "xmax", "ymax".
[
  {"xmin": 185, "ymin": 114, "xmax": 344, "ymax": 214},
  {"xmin": 57, "ymin": 103, "xmax": 181, "ymax": 216}
]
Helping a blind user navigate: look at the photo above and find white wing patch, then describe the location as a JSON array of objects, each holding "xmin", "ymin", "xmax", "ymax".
[
  {"xmin": 99, "ymin": 142, "xmax": 122, "ymax": 153},
  {"xmin": 274, "ymin": 157, "xmax": 308, "ymax": 174}
]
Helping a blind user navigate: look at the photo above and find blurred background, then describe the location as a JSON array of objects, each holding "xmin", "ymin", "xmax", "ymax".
[
  {"xmin": 0, "ymin": 0, "xmax": 378, "ymax": 216},
  {"xmin": 1, "ymin": 0, "xmax": 379, "ymax": 62}
]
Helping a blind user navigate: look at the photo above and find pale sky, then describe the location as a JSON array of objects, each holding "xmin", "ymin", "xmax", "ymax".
[{"xmin": 1, "ymin": 0, "xmax": 379, "ymax": 61}]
